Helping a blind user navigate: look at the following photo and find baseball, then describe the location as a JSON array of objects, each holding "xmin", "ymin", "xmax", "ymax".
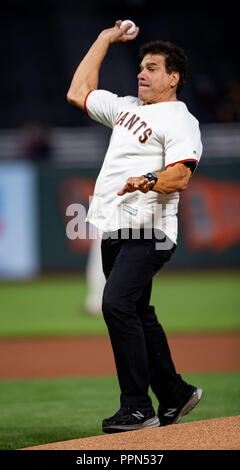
[{"xmin": 120, "ymin": 19, "xmax": 136, "ymax": 35}]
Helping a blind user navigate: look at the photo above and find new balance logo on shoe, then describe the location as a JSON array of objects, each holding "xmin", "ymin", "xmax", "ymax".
[
  {"xmin": 158, "ymin": 387, "xmax": 203, "ymax": 426},
  {"xmin": 132, "ymin": 411, "xmax": 145, "ymax": 420},
  {"xmin": 163, "ymin": 408, "xmax": 177, "ymax": 417}
]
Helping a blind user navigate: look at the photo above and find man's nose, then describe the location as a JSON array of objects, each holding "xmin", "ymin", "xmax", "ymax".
[{"xmin": 137, "ymin": 69, "xmax": 146, "ymax": 80}]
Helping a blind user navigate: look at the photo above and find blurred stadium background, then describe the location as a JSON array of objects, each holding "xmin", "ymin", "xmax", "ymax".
[{"xmin": 0, "ymin": 0, "xmax": 239, "ymax": 450}]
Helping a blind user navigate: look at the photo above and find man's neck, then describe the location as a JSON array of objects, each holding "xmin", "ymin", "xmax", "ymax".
[{"xmin": 143, "ymin": 90, "xmax": 177, "ymax": 105}]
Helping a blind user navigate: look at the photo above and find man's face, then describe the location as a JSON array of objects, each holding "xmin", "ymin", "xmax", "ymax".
[{"xmin": 137, "ymin": 54, "xmax": 179, "ymax": 103}]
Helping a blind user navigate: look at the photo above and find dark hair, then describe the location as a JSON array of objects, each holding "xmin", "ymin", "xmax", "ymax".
[{"xmin": 139, "ymin": 40, "xmax": 188, "ymax": 94}]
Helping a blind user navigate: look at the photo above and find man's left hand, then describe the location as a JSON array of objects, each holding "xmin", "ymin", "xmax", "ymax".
[{"xmin": 117, "ymin": 176, "xmax": 154, "ymax": 196}]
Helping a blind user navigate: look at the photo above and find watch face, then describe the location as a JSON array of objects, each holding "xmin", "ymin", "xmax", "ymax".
[{"xmin": 144, "ymin": 173, "xmax": 158, "ymax": 183}]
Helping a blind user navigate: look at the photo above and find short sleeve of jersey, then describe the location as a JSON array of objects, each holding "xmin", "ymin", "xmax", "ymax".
[
  {"xmin": 164, "ymin": 115, "xmax": 202, "ymax": 169},
  {"xmin": 85, "ymin": 89, "xmax": 119, "ymax": 128}
]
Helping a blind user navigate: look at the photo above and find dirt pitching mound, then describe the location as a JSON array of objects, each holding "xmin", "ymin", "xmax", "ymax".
[{"xmin": 21, "ymin": 415, "xmax": 240, "ymax": 450}]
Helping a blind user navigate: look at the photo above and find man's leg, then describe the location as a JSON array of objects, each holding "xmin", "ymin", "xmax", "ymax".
[
  {"xmin": 101, "ymin": 233, "xmax": 202, "ymax": 431},
  {"xmin": 136, "ymin": 279, "xmax": 203, "ymax": 426},
  {"xmin": 101, "ymin": 234, "xmax": 178, "ymax": 410},
  {"xmin": 101, "ymin": 236, "xmax": 153, "ymax": 410},
  {"xmin": 136, "ymin": 281, "xmax": 191, "ymax": 406}
]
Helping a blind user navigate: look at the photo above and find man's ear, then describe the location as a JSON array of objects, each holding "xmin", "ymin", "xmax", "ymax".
[{"xmin": 170, "ymin": 71, "xmax": 180, "ymax": 88}]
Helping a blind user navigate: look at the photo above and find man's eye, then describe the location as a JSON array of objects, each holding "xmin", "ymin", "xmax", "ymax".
[{"xmin": 148, "ymin": 68, "xmax": 155, "ymax": 72}]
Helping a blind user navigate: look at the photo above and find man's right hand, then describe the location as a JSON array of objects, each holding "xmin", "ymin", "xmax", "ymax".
[
  {"xmin": 99, "ymin": 20, "xmax": 139, "ymax": 45},
  {"xmin": 67, "ymin": 20, "xmax": 139, "ymax": 111}
]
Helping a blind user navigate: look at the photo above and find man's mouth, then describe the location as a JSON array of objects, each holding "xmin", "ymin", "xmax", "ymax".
[{"xmin": 138, "ymin": 82, "xmax": 150, "ymax": 88}]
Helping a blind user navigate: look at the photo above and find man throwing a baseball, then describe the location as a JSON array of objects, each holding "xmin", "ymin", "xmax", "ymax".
[{"xmin": 67, "ymin": 20, "xmax": 203, "ymax": 433}]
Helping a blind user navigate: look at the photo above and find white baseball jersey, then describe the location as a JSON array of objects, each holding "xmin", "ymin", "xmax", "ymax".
[{"xmin": 85, "ymin": 89, "xmax": 202, "ymax": 243}]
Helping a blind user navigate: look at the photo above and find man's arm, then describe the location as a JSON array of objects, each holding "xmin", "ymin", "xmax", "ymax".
[
  {"xmin": 117, "ymin": 163, "xmax": 192, "ymax": 196},
  {"xmin": 67, "ymin": 20, "xmax": 139, "ymax": 110}
]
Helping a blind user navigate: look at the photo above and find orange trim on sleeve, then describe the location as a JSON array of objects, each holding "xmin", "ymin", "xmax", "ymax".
[
  {"xmin": 165, "ymin": 158, "xmax": 199, "ymax": 169},
  {"xmin": 84, "ymin": 90, "xmax": 94, "ymax": 117}
]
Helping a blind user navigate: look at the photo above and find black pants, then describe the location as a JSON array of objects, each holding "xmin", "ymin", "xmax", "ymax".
[{"xmin": 101, "ymin": 229, "xmax": 189, "ymax": 411}]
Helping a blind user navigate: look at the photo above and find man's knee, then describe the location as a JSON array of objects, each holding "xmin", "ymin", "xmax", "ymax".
[
  {"xmin": 102, "ymin": 286, "xmax": 135, "ymax": 320},
  {"xmin": 102, "ymin": 289, "xmax": 122, "ymax": 316}
]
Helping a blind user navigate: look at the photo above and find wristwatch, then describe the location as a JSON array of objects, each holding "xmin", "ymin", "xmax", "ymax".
[{"xmin": 143, "ymin": 172, "xmax": 158, "ymax": 188}]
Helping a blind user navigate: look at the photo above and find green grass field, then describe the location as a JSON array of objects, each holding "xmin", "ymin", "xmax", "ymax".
[
  {"xmin": 0, "ymin": 271, "xmax": 240, "ymax": 337},
  {"xmin": 0, "ymin": 372, "xmax": 239, "ymax": 450},
  {"xmin": 0, "ymin": 271, "xmax": 239, "ymax": 450}
]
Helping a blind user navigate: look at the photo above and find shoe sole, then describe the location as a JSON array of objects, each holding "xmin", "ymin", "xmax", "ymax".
[
  {"xmin": 102, "ymin": 415, "xmax": 160, "ymax": 434},
  {"xmin": 173, "ymin": 387, "xmax": 203, "ymax": 424}
]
